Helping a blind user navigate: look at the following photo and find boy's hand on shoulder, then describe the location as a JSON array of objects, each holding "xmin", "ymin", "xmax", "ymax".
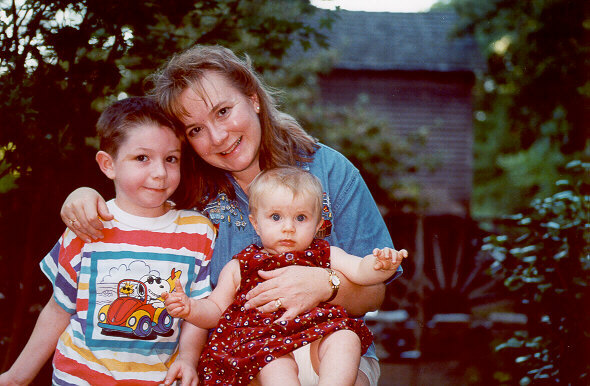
[
  {"xmin": 163, "ymin": 281, "xmax": 191, "ymax": 319},
  {"xmin": 373, "ymin": 247, "xmax": 408, "ymax": 271}
]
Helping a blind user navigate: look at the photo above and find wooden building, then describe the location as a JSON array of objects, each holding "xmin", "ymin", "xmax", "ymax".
[{"xmin": 315, "ymin": 11, "xmax": 485, "ymax": 215}]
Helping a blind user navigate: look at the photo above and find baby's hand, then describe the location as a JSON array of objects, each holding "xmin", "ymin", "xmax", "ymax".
[
  {"xmin": 163, "ymin": 280, "xmax": 191, "ymax": 319},
  {"xmin": 373, "ymin": 247, "xmax": 408, "ymax": 271}
]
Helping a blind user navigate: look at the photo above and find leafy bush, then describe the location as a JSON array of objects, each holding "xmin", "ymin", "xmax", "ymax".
[{"xmin": 482, "ymin": 160, "xmax": 589, "ymax": 384}]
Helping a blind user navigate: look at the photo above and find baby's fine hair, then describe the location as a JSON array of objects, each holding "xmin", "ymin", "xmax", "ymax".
[
  {"xmin": 97, "ymin": 96, "xmax": 180, "ymax": 156},
  {"xmin": 248, "ymin": 166, "xmax": 323, "ymax": 217}
]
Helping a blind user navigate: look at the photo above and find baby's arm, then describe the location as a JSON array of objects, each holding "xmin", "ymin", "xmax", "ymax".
[
  {"xmin": 0, "ymin": 296, "xmax": 70, "ymax": 385},
  {"xmin": 163, "ymin": 259, "xmax": 241, "ymax": 329},
  {"xmin": 329, "ymin": 246, "xmax": 408, "ymax": 286}
]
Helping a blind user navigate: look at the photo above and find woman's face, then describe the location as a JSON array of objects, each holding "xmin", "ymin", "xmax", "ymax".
[{"xmin": 178, "ymin": 71, "xmax": 262, "ymax": 187}]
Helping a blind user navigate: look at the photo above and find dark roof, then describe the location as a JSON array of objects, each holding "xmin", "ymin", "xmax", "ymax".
[{"xmin": 316, "ymin": 10, "xmax": 485, "ymax": 72}]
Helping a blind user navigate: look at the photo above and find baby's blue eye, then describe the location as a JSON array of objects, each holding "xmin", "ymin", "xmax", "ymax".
[
  {"xmin": 136, "ymin": 155, "xmax": 148, "ymax": 162},
  {"xmin": 296, "ymin": 215, "xmax": 306, "ymax": 222},
  {"xmin": 271, "ymin": 214, "xmax": 280, "ymax": 221}
]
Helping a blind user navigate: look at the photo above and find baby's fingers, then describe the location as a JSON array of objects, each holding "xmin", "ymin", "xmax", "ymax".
[
  {"xmin": 373, "ymin": 259, "xmax": 386, "ymax": 270},
  {"xmin": 166, "ymin": 304, "xmax": 185, "ymax": 318}
]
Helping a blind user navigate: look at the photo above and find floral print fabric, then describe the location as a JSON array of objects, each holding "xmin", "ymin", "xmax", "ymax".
[{"xmin": 198, "ymin": 239, "xmax": 373, "ymax": 385}]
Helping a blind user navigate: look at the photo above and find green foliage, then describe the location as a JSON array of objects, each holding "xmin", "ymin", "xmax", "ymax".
[
  {"xmin": 300, "ymin": 98, "xmax": 427, "ymax": 214},
  {"xmin": 0, "ymin": 144, "xmax": 18, "ymax": 194},
  {"xmin": 482, "ymin": 161, "xmax": 590, "ymax": 384},
  {"xmin": 450, "ymin": 0, "xmax": 590, "ymax": 217}
]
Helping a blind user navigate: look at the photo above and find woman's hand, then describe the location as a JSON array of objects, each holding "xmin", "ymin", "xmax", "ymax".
[
  {"xmin": 60, "ymin": 187, "xmax": 112, "ymax": 242},
  {"xmin": 244, "ymin": 266, "xmax": 331, "ymax": 322}
]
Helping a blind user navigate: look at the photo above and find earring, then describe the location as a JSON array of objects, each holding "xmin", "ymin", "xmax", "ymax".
[{"xmin": 256, "ymin": 106, "xmax": 260, "ymax": 112}]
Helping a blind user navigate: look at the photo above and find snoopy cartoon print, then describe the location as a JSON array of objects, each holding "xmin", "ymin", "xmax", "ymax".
[{"xmin": 141, "ymin": 268, "xmax": 182, "ymax": 308}]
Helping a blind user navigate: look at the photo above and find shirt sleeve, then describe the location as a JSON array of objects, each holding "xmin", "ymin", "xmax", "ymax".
[
  {"xmin": 189, "ymin": 216, "xmax": 215, "ymax": 299},
  {"xmin": 39, "ymin": 229, "xmax": 82, "ymax": 314},
  {"xmin": 320, "ymin": 148, "xmax": 403, "ymax": 281}
]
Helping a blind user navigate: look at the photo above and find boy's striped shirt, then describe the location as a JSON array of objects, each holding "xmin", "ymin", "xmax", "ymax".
[{"xmin": 40, "ymin": 200, "xmax": 215, "ymax": 385}]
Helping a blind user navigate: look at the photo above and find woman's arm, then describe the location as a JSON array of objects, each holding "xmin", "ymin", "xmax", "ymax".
[
  {"xmin": 60, "ymin": 187, "xmax": 113, "ymax": 242},
  {"xmin": 246, "ymin": 266, "xmax": 386, "ymax": 320},
  {"xmin": 0, "ymin": 296, "xmax": 71, "ymax": 385}
]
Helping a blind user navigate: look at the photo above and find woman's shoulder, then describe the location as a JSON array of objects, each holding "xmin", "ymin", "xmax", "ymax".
[
  {"xmin": 313, "ymin": 143, "xmax": 353, "ymax": 163},
  {"xmin": 309, "ymin": 143, "xmax": 361, "ymax": 180}
]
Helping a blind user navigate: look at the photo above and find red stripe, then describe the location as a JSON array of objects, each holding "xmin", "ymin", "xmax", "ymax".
[
  {"xmin": 59, "ymin": 236, "xmax": 84, "ymax": 282},
  {"xmin": 76, "ymin": 298, "xmax": 88, "ymax": 312},
  {"xmin": 102, "ymin": 228, "xmax": 212, "ymax": 259},
  {"xmin": 54, "ymin": 349, "xmax": 162, "ymax": 385}
]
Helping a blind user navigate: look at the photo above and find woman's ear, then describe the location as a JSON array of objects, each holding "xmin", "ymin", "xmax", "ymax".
[
  {"xmin": 96, "ymin": 151, "xmax": 116, "ymax": 180},
  {"xmin": 250, "ymin": 94, "xmax": 260, "ymax": 113}
]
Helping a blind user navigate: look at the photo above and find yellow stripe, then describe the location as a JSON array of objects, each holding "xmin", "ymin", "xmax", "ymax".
[
  {"xmin": 61, "ymin": 332, "xmax": 168, "ymax": 372},
  {"xmin": 175, "ymin": 215, "xmax": 213, "ymax": 227},
  {"xmin": 78, "ymin": 282, "xmax": 89, "ymax": 290}
]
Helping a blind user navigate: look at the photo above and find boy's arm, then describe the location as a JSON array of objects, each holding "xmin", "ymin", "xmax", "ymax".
[
  {"xmin": 163, "ymin": 323, "xmax": 208, "ymax": 386},
  {"xmin": 329, "ymin": 246, "xmax": 406, "ymax": 286},
  {"xmin": 0, "ymin": 296, "xmax": 70, "ymax": 385}
]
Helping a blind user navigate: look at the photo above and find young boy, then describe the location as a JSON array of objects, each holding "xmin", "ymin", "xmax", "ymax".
[
  {"xmin": 0, "ymin": 97, "xmax": 216, "ymax": 385},
  {"xmin": 163, "ymin": 166, "xmax": 408, "ymax": 385}
]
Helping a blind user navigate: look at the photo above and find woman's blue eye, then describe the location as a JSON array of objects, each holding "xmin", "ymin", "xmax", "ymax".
[
  {"xmin": 271, "ymin": 214, "xmax": 280, "ymax": 221},
  {"xmin": 167, "ymin": 156, "xmax": 179, "ymax": 163},
  {"xmin": 296, "ymin": 215, "xmax": 306, "ymax": 222}
]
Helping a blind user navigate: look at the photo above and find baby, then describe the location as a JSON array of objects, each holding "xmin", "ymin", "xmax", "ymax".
[{"xmin": 164, "ymin": 166, "xmax": 407, "ymax": 385}]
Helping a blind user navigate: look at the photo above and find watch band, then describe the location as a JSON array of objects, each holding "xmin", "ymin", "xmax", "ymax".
[{"xmin": 325, "ymin": 268, "xmax": 340, "ymax": 302}]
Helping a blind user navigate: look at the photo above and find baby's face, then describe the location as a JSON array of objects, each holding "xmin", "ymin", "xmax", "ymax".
[{"xmin": 249, "ymin": 186, "xmax": 322, "ymax": 254}]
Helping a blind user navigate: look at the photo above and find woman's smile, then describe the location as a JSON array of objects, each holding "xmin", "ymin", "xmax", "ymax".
[{"xmin": 220, "ymin": 136, "xmax": 242, "ymax": 155}]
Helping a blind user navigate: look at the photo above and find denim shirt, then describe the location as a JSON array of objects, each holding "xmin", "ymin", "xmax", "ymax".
[{"xmin": 204, "ymin": 143, "xmax": 402, "ymax": 360}]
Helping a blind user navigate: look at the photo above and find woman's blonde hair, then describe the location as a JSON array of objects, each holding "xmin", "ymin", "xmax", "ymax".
[
  {"xmin": 148, "ymin": 45, "xmax": 318, "ymax": 209},
  {"xmin": 248, "ymin": 166, "xmax": 323, "ymax": 220}
]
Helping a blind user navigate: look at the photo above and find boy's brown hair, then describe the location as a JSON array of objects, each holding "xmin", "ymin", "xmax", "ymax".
[{"xmin": 97, "ymin": 96, "xmax": 181, "ymax": 157}]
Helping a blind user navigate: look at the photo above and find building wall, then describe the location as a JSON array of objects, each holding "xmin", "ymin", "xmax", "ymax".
[{"xmin": 319, "ymin": 69, "xmax": 475, "ymax": 214}]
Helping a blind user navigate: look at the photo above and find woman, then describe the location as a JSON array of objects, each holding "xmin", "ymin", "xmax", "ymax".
[{"xmin": 61, "ymin": 45, "xmax": 401, "ymax": 385}]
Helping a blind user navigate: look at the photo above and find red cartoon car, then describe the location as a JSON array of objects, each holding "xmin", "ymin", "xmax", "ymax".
[{"xmin": 97, "ymin": 279, "xmax": 173, "ymax": 337}]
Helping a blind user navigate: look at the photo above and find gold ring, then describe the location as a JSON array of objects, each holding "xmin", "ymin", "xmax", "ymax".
[{"xmin": 274, "ymin": 298, "xmax": 282, "ymax": 309}]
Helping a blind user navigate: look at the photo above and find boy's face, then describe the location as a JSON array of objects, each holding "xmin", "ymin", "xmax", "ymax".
[
  {"xmin": 98, "ymin": 124, "xmax": 181, "ymax": 217},
  {"xmin": 249, "ymin": 185, "xmax": 323, "ymax": 254}
]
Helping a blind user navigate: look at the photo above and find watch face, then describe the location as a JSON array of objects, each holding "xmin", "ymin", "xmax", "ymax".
[{"xmin": 331, "ymin": 275, "xmax": 340, "ymax": 286}]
